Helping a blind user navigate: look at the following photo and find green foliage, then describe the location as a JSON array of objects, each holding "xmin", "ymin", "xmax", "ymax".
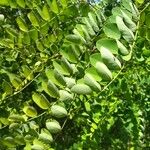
[{"xmin": 0, "ymin": 0, "xmax": 149, "ymax": 149}]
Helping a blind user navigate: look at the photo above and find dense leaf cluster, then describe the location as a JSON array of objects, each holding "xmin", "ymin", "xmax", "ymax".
[{"xmin": 0, "ymin": 0, "xmax": 149, "ymax": 149}]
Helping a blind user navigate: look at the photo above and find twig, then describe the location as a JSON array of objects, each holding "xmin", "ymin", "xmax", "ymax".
[
  {"xmin": 0, "ymin": 125, "xmax": 8, "ymax": 130},
  {"xmin": 27, "ymin": 112, "xmax": 47, "ymax": 122},
  {"xmin": 0, "ymin": 71, "xmax": 41, "ymax": 104},
  {"xmin": 140, "ymin": 2, "xmax": 150, "ymax": 14},
  {"xmin": 98, "ymin": 65, "xmax": 125, "ymax": 96}
]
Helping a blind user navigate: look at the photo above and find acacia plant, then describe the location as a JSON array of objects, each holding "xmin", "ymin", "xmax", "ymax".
[{"xmin": 0, "ymin": 0, "xmax": 149, "ymax": 149}]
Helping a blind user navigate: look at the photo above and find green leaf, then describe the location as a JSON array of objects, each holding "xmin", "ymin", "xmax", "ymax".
[
  {"xmin": 32, "ymin": 92, "xmax": 50, "ymax": 109},
  {"xmin": 121, "ymin": 10, "xmax": 136, "ymax": 31},
  {"xmin": 112, "ymin": 7, "xmax": 132, "ymax": 18},
  {"xmin": 94, "ymin": 10, "xmax": 102, "ymax": 27},
  {"xmin": 39, "ymin": 132, "xmax": 53, "ymax": 143},
  {"xmin": 90, "ymin": 53, "xmax": 102, "ymax": 67},
  {"xmin": 60, "ymin": 46, "xmax": 78, "ymax": 63},
  {"xmin": 84, "ymin": 74, "xmax": 101, "ymax": 92},
  {"xmin": 96, "ymin": 38, "xmax": 118, "ymax": 54},
  {"xmin": 36, "ymin": 40, "xmax": 44, "ymax": 51},
  {"xmin": 85, "ymin": 67, "xmax": 102, "ymax": 81},
  {"xmin": 66, "ymin": 34, "xmax": 85, "ymax": 44},
  {"xmin": 0, "ymin": 39, "xmax": 14, "ymax": 48},
  {"xmin": 73, "ymin": 29, "xmax": 87, "ymax": 44},
  {"xmin": 42, "ymin": 4, "xmax": 50, "ymax": 21},
  {"xmin": 0, "ymin": 0, "xmax": 9, "ymax": 6},
  {"xmin": 3, "ymin": 71, "xmax": 22, "ymax": 89},
  {"xmin": 100, "ymin": 47, "xmax": 121, "ymax": 69},
  {"xmin": 65, "ymin": 77, "xmax": 76, "ymax": 89},
  {"xmin": 116, "ymin": 16, "xmax": 134, "ymax": 43},
  {"xmin": 53, "ymin": 60, "xmax": 69, "ymax": 75},
  {"xmin": 0, "ymin": 14, "xmax": 4, "ymax": 21},
  {"xmin": 61, "ymin": 57, "xmax": 74, "ymax": 75},
  {"xmin": 82, "ymin": 17, "xmax": 95, "ymax": 36},
  {"xmin": 40, "ymin": 22, "xmax": 49, "ymax": 36},
  {"xmin": 45, "ymin": 68, "xmax": 63, "ymax": 87},
  {"xmin": 29, "ymin": 28, "xmax": 38, "ymax": 41},
  {"xmin": 9, "ymin": 114, "xmax": 25, "ymax": 122},
  {"xmin": 2, "ymin": 137, "xmax": 16, "ymax": 147},
  {"xmin": 46, "ymin": 120, "xmax": 62, "ymax": 134},
  {"xmin": 69, "ymin": 44, "xmax": 81, "ymax": 58},
  {"xmin": 42, "ymin": 80, "xmax": 60, "ymax": 98},
  {"xmin": 60, "ymin": 0, "xmax": 67, "ymax": 8},
  {"xmin": 122, "ymin": 0, "xmax": 133, "ymax": 12},
  {"xmin": 140, "ymin": 11, "xmax": 145, "ymax": 24},
  {"xmin": 23, "ymin": 32, "xmax": 31, "ymax": 45},
  {"xmin": 121, "ymin": 50, "xmax": 132, "ymax": 61},
  {"xmin": 145, "ymin": 13, "xmax": 150, "ymax": 28},
  {"xmin": 0, "ymin": 118, "xmax": 9, "ymax": 125},
  {"xmin": 6, "ymin": 28, "xmax": 18, "ymax": 37},
  {"xmin": 14, "ymin": 135, "xmax": 25, "ymax": 145},
  {"xmin": 78, "ymin": 24, "xmax": 91, "ymax": 41},
  {"xmin": 136, "ymin": 0, "xmax": 144, "ymax": 3},
  {"xmin": 51, "ymin": 105, "xmax": 67, "ymax": 118},
  {"xmin": 54, "ymin": 69, "xmax": 66, "ymax": 86},
  {"xmin": 71, "ymin": 84, "xmax": 92, "ymax": 95},
  {"xmin": 50, "ymin": 0, "xmax": 59, "ymax": 14},
  {"xmin": 59, "ymin": 90, "xmax": 73, "ymax": 101},
  {"xmin": 16, "ymin": 17, "xmax": 28, "ymax": 32},
  {"xmin": 31, "ymin": 144, "xmax": 44, "ymax": 150},
  {"xmin": 9, "ymin": 123, "xmax": 20, "ymax": 130},
  {"xmin": 28, "ymin": 12, "xmax": 39, "ymax": 27},
  {"xmin": 24, "ymin": 135, "xmax": 34, "ymax": 142},
  {"xmin": 23, "ymin": 106, "xmax": 37, "ymax": 117},
  {"xmin": 18, "ymin": 33, "xmax": 23, "ymax": 48},
  {"xmin": 146, "ymin": 28, "xmax": 150, "ymax": 41},
  {"xmin": 128, "ymin": 2, "xmax": 139, "ymax": 21},
  {"xmin": 8, "ymin": 0, "xmax": 17, "ymax": 8},
  {"xmin": 11, "ymin": 78, "xmax": 22, "ymax": 89},
  {"xmin": 16, "ymin": 0, "xmax": 25, "ymax": 8},
  {"xmin": 95, "ymin": 62, "xmax": 112, "ymax": 81},
  {"xmin": 116, "ymin": 40, "xmax": 129, "ymax": 56},
  {"xmin": 99, "ymin": 10, "xmax": 106, "ymax": 21},
  {"xmin": 2, "ymin": 80, "xmax": 13, "ymax": 96},
  {"xmin": 103, "ymin": 23, "xmax": 121, "ymax": 39},
  {"xmin": 84, "ymin": 101, "xmax": 91, "ymax": 112},
  {"xmin": 88, "ymin": 12, "xmax": 99, "ymax": 32}
]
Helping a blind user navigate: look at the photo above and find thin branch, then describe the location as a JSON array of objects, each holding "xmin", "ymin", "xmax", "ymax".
[
  {"xmin": 27, "ymin": 112, "xmax": 47, "ymax": 122},
  {"xmin": 0, "ymin": 71, "xmax": 41, "ymax": 103},
  {"xmin": 140, "ymin": 2, "xmax": 150, "ymax": 14},
  {"xmin": 0, "ymin": 125, "xmax": 8, "ymax": 130},
  {"xmin": 98, "ymin": 65, "xmax": 125, "ymax": 95}
]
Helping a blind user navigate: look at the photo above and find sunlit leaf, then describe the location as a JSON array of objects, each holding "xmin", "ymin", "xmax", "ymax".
[
  {"xmin": 100, "ymin": 47, "xmax": 121, "ymax": 69},
  {"xmin": 96, "ymin": 38, "xmax": 118, "ymax": 54},
  {"xmin": 16, "ymin": 0, "xmax": 25, "ymax": 8},
  {"xmin": 42, "ymin": 4, "xmax": 50, "ymax": 21},
  {"xmin": 50, "ymin": 0, "xmax": 59, "ymax": 14},
  {"xmin": 46, "ymin": 120, "xmax": 62, "ymax": 134},
  {"xmin": 16, "ymin": 17, "xmax": 28, "ymax": 32},
  {"xmin": 71, "ymin": 84, "xmax": 92, "ymax": 95},
  {"xmin": 0, "ymin": 0, "xmax": 9, "ymax": 5},
  {"xmin": 84, "ymin": 74, "xmax": 101, "ymax": 92},
  {"xmin": 116, "ymin": 16, "xmax": 134, "ymax": 43},
  {"xmin": 42, "ymin": 80, "xmax": 60, "ymax": 98},
  {"xmin": 96, "ymin": 62, "xmax": 112, "ymax": 81},
  {"xmin": 2, "ymin": 80, "xmax": 13, "ymax": 96},
  {"xmin": 103, "ymin": 23, "xmax": 121, "ymax": 39},
  {"xmin": 32, "ymin": 92, "xmax": 50, "ymax": 109},
  {"xmin": 51, "ymin": 105, "xmax": 67, "ymax": 118},
  {"xmin": 28, "ymin": 12, "xmax": 39, "ymax": 27},
  {"xmin": 23, "ymin": 106, "xmax": 37, "ymax": 117}
]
